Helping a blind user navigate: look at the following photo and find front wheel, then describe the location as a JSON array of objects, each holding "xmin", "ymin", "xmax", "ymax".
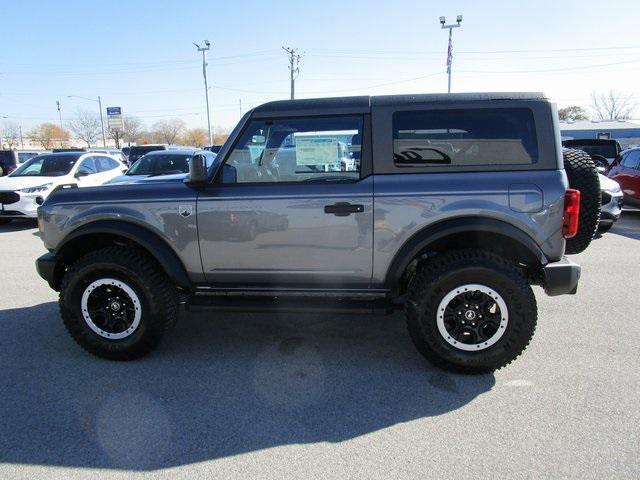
[
  {"xmin": 405, "ymin": 249, "xmax": 537, "ymax": 374},
  {"xmin": 59, "ymin": 246, "xmax": 178, "ymax": 360}
]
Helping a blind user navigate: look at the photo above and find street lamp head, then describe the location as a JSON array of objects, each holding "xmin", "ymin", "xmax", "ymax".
[
  {"xmin": 456, "ymin": 14, "xmax": 463, "ymax": 23},
  {"xmin": 439, "ymin": 16, "xmax": 446, "ymax": 25},
  {"xmin": 204, "ymin": 39, "xmax": 210, "ymax": 47}
]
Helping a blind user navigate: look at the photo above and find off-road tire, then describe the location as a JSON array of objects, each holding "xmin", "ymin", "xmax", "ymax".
[
  {"xmin": 59, "ymin": 246, "xmax": 178, "ymax": 360},
  {"xmin": 563, "ymin": 148, "xmax": 600, "ymax": 254},
  {"xmin": 405, "ymin": 249, "xmax": 537, "ymax": 374}
]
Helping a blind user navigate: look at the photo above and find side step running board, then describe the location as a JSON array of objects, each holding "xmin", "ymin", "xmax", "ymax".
[{"xmin": 185, "ymin": 296, "xmax": 396, "ymax": 315}]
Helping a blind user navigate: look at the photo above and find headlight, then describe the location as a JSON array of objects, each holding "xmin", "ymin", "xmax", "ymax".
[{"xmin": 19, "ymin": 183, "xmax": 53, "ymax": 194}]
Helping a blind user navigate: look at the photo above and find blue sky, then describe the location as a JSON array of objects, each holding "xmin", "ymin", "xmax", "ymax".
[{"xmin": 1, "ymin": 0, "xmax": 639, "ymax": 132}]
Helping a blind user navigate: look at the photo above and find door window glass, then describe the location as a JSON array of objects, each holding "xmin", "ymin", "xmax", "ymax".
[{"xmin": 222, "ymin": 116, "xmax": 363, "ymax": 184}]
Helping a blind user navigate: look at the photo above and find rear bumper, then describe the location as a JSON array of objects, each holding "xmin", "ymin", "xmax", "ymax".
[
  {"xmin": 36, "ymin": 252, "xmax": 58, "ymax": 290},
  {"xmin": 542, "ymin": 257, "xmax": 581, "ymax": 296}
]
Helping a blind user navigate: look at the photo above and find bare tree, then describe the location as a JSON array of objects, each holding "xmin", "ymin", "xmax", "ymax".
[
  {"xmin": 121, "ymin": 116, "xmax": 144, "ymax": 145},
  {"xmin": 1, "ymin": 122, "xmax": 21, "ymax": 149},
  {"xmin": 29, "ymin": 123, "xmax": 70, "ymax": 149},
  {"xmin": 151, "ymin": 119, "xmax": 186, "ymax": 144},
  {"xmin": 558, "ymin": 106, "xmax": 588, "ymax": 122},
  {"xmin": 590, "ymin": 91, "xmax": 635, "ymax": 121},
  {"xmin": 180, "ymin": 128, "xmax": 209, "ymax": 147},
  {"xmin": 68, "ymin": 109, "xmax": 101, "ymax": 147},
  {"xmin": 213, "ymin": 126, "xmax": 229, "ymax": 145}
]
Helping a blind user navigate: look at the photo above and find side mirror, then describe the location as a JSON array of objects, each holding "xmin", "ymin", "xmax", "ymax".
[
  {"xmin": 75, "ymin": 171, "xmax": 89, "ymax": 178},
  {"xmin": 186, "ymin": 154, "xmax": 208, "ymax": 186}
]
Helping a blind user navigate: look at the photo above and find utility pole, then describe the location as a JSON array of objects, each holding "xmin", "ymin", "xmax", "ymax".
[
  {"xmin": 239, "ymin": 98, "xmax": 242, "ymax": 117},
  {"xmin": 19, "ymin": 125, "xmax": 24, "ymax": 149},
  {"xmin": 282, "ymin": 46, "xmax": 302, "ymax": 100},
  {"xmin": 56, "ymin": 100, "xmax": 64, "ymax": 146},
  {"xmin": 193, "ymin": 40, "xmax": 213, "ymax": 145},
  {"xmin": 439, "ymin": 15, "xmax": 463, "ymax": 94}
]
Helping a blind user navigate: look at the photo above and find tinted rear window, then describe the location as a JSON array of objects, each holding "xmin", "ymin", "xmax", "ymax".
[
  {"xmin": 129, "ymin": 146, "xmax": 166, "ymax": 163},
  {"xmin": 566, "ymin": 143, "xmax": 617, "ymax": 158},
  {"xmin": 393, "ymin": 108, "xmax": 538, "ymax": 167}
]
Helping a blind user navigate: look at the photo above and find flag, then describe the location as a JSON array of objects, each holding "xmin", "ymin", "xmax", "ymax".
[{"xmin": 446, "ymin": 34, "xmax": 453, "ymax": 74}]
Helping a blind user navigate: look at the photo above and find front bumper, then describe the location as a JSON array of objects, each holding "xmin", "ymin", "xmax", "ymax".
[
  {"xmin": 600, "ymin": 190, "xmax": 624, "ymax": 223},
  {"xmin": 36, "ymin": 252, "xmax": 58, "ymax": 290},
  {"xmin": 542, "ymin": 257, "xmax": 581, "ymax": 296},
  {"xmin": 0, "ymin": 190, "xmax": 42, "ymax": 218}
]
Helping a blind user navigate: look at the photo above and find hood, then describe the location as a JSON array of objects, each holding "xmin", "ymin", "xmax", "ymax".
[
  {"xmin": 599, "ymin": 173, "xmax": 621, "ymax": 192},
  {"xmin": 0, "ymin": 175, "xmax": 61, "ymax": 191},
  {"xmin": 137, "ymin": 173, "xmax": 189, "ymax": 183},
  {"xmin": 107, "ymin": 174, "xmax": 149, "ymax": 185}
]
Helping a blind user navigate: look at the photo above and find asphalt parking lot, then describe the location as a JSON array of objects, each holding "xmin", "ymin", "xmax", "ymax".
[{"xmin": 0, "ymin": 214, "xmax": 639, "ymax": 479}]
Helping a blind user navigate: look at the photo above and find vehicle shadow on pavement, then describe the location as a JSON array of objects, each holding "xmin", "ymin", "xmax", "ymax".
[
  {"xmin": 0, "ymin": 219, "xmax": 38, "ymax": 233},
  {"xmin": 608, "ymin": 211, "xmax": 640, "ymax": 241},
  {"xmin": 0, "ymin": 302, "xmax": 494, "ymax": 471}
]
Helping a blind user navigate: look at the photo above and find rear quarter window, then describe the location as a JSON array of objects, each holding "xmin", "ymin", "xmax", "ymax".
[{"xmin": 393, "ymin": 108, "xmax": 538, "ymax": 168}]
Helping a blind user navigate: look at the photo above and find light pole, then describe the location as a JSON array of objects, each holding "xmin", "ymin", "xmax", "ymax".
[
  {"xmin": 193, "ymin": 40, "xmax": 213, "ymax": 145},
  {"xmin": 67, "ymin": 95, "xmax": 106, "ymax": 147},
  {"xmin": 56, "ymin": 100, "xmax": 64, "ymax": 146},
  {"xmin": 439, "ymin": 15, "xmax": 463, "ymax": 94}
]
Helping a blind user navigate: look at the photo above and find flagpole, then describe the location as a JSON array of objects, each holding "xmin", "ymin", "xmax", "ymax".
[
  {"xmin": 440, "ymin": 15, "xmax": 463, "ymax": 94},
  {"xmin": 447, "ymin": 28, "xmax": 453, "ymax": 94}
]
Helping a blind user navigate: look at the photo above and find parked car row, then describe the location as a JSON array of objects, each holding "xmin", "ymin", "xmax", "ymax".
[
  {"xmin": 0, "ymin": 148, "xmax": 215, "ymax": 224},
  {"xmin": 562, "ymin": 139, "xmax": 640, "ymax": 232}
]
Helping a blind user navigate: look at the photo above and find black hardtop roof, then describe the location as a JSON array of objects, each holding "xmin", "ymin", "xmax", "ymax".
[{"xmin": 252, "ymin": 92, "xmax": 548, "ymax": 116}]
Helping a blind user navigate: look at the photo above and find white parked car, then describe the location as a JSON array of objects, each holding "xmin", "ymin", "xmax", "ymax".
[
  {"xmin": 0, "ymin": 151, "xmax": 127, "ymax": 224},
  {"xmin": 598, "ymin": 173, "xmax": 624, "ymax": 232}
]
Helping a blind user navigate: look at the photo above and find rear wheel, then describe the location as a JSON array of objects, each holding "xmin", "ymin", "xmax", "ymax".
[
  {"xmin": 405, "ymin": 249, "xmax": 537, "ymax": 374},
  {"xmin": 563, "ymin": 148, "xmax": 600, "ymax": 254},
  {"xmin": 59, "ymin": 246, "xmax": 178, "ymax": 360}
]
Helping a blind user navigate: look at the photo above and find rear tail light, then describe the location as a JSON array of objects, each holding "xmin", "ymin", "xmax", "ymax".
[{"xmin": 563, "ymin": 189, "xmax": 580, "ymax": 239}]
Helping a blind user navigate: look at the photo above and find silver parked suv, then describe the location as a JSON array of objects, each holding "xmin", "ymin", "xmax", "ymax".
[{"xmin": 34, "ymin": 93, "xmax": 600, "ymax": 373}]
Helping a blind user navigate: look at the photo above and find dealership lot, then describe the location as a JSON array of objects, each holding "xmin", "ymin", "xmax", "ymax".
[{"xmin": 0, "ymin": 214, "xmax": 639, "ymax": 479}]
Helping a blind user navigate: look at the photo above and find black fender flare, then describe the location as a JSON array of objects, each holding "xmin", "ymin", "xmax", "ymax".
[
  {"xmin": 55, "ymin": 220, "xmax": 192, "ymax": 290},
  {"xmin": 384, "ymin": 217, "xmax": 548, "ymax": 293}
]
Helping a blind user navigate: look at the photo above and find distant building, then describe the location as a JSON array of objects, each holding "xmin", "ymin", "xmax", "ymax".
[{"xmin": 560, "ymin": 119, "xmax": 640, "ymax": 149}]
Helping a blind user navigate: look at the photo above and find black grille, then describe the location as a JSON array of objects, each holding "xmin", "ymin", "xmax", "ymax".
[
  {"xmin": 0, "ymin": 191, "xmax": 20, "ymax": 205},
  {"xmin": 601, "ymin": 192, "xmax": 612, "ymax": 205}
]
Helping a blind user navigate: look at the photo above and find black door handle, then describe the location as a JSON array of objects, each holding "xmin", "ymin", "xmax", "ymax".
[{"xmin": 324, "ymin": 202, "xmax": 364, "ymax": 216}]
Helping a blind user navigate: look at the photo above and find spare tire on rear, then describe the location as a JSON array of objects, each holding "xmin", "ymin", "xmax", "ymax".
[{"xmin": 562, "ymin": 148, "xmax": 600, "ymax": 254}]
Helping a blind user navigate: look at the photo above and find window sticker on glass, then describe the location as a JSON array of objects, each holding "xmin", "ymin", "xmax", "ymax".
[{"xmin": 295, "ymin": 137, "xmax": 339, "ymax": 166}]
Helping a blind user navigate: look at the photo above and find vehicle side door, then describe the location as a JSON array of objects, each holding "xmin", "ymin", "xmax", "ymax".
[
  {"xmin": 610, "ymin": 151, "xmax": 640, "ymax": 201},
  {"xmin": 94, "ymin": 155, "xmax": 125, "ymax": 183},
  {"xmin": 196, "ymin": 114, "xmax": 374, "ymax": 288},
  {"xmin": 73, "ymin": 155, "xmax": 102, "ymax": 187}
]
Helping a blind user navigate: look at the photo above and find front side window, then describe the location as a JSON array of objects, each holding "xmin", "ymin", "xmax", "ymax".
[
  {"xmin": 393, "ymin": 108, "xmax": 538, "ymax": 168},
  {"xmin": 222, "ymin": 116, "xmax": 363, "ymax": 184}
]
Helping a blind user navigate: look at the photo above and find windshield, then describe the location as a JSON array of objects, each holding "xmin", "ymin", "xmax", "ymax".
[
  {"xmin": 127, "ymin": 154, "xmax": 192, "ymax": 176},
  {"xmin": 10, "ymin": 154, "xmax": 78, "ymax": 177}
]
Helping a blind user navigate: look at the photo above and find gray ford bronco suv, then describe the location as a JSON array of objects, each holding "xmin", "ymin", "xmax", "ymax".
[{"xmin": 35, "ymin": 93, "xmax": 599, "ymax": 373}]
